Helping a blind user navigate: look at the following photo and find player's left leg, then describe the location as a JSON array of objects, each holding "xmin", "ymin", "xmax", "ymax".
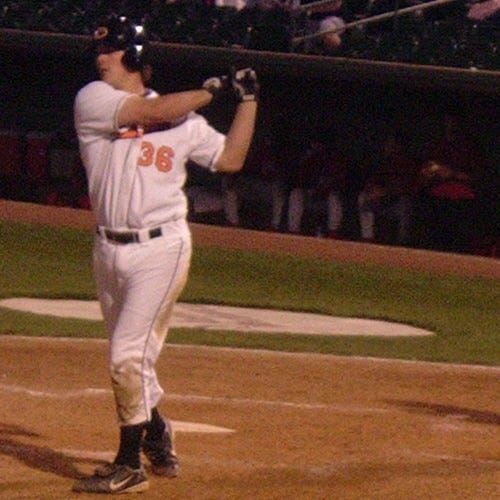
[
  {"xmin": 108, "ymin": 234, "xmax": 191, "ymax": 471},
  {"xmin": 110, "ymin": 235, "xmax": 191, "ymax": 422},
  {"xmin": 142, "ymin": 408, "xmax": 179, "ymax": 477}
]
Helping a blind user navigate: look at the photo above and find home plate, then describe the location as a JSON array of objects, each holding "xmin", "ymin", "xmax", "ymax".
[
  {"xmin": 171, "ymin": 420, "xmax": 235, "ymax": 434},
  {"xmin": 57, "ymin": 420, "xmax": 233, "ymax": 461},
  {"xmin": 0, "ymin": 298, "xmax": 434, "ymax": 337}
]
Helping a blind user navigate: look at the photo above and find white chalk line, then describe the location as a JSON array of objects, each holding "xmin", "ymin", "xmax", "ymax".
[
  {"xmin": 168, "ymin": 393, "xmax": 389, "ymax": 414},
  {"xmin": 3, "ymin": 334, "xmax": 499, "ymax": 372},
  {"xmin": 0, "ymin": 384, "xmax": 108, "ymax": 399},
  {"xmin": 0, "ymin": 382, "xmax": 387, "ymax": 415},
  {"xmin": 1, "ymin": 383, "xmax": 496, "ymax": 472}
]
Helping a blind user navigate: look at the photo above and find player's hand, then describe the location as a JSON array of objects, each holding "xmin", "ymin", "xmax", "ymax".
[
  {"xmin": 231, "ymin": 67, "xmax": 259, "ymax": 102},
  {"xmin": 202, "ymin": 75, "xmax": 229, "ymax": 97}
]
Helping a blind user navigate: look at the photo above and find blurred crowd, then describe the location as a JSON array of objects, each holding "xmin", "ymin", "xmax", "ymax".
[
  {"xmin": 184, "ymin": 110, "xmax": 497, "ymax": 256},
  {"xmin": 0, "ymin": 0, "xmax": 499, "ymax": 70},
  {"xmin": 0, "ymin": 107, "xmax": 497, "ymax": 256}
]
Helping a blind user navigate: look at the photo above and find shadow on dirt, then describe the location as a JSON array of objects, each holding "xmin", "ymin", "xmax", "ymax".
[
  {"xmin": 386, "ymin": 400, "xmax": 500, "ymax": 425},
  {"xmin": 0, "ymin": 423, "xmax": 100, "ymax": 479}
]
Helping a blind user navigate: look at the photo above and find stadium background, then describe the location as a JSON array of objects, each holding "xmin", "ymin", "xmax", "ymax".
[
  {"xmin": 0, "ymin": 25, "xmax": 498, "ymax": 249},
  {"xmin": 0, "ymin": 24, "xmax": 499, "ymax": 498}
]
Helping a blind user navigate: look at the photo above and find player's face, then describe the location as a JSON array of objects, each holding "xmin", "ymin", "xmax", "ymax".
[{"xmin": 96, "ymin": 48, "xmax": 130, "ymax": 89}]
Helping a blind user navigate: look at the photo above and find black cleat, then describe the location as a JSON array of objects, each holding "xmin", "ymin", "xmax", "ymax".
[
  {"xmin": 72, "ymin": 462, "xmax": 149, "ymax": 494},
  {"xmin": 142, "ymin": 417, "xmax": 179, "ymax": 477}
]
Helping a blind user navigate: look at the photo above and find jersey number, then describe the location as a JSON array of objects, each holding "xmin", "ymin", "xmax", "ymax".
[{"xmin": 138, "ymin": 141, "xmax": 174, "ymax": 172}]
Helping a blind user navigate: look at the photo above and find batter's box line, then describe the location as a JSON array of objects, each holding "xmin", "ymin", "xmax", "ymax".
[
  {"xmin": 0, "ymin": 383, "xmax": 108, "ymax": 399},
  {"xmin": 0, "ymin": 382, "xmax": 388, "ymax": 415},
  {"xmin": 167, "ymin": 393, "xmax": 390, "ymax": 414}
]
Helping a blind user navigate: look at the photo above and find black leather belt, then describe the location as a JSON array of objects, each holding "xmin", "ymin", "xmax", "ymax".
[{"xmin": 97, "ymin": 226, "xmax": 163, "ymax": 244}]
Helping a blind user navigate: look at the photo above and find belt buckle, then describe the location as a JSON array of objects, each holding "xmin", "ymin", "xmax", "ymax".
[{"xmin": 149, "ymin": 227, "xmax": 162, "ymax": 239}]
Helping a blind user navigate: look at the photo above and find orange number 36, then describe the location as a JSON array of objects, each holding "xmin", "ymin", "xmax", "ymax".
[{"xmin": 138, "ymin": 141, "xmax": 174, "ymax": 172}]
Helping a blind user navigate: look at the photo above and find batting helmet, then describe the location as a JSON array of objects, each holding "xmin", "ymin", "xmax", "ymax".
[{"xmin": 93, "ymin": 15, "xmax": 149, "ymax": 72}]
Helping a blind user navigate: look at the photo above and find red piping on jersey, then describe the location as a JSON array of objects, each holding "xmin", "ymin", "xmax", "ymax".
[{"xmin": 113, "ymin": 117, "xmax": 188, "ymax": 140}]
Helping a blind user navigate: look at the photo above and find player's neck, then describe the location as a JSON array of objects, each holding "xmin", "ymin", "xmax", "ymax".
[{"xmin": 116, "ymin": 72, "xmax": 146, "ymax": 95}]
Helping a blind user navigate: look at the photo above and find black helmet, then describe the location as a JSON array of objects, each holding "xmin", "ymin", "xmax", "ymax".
[{"xmin": 93, "ymin": 15, "xmax": 149, "ymax": 72}]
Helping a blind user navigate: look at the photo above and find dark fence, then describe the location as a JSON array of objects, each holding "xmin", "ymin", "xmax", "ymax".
[{"xmin": 1, "ymin": 28, "xmax": 498, "ymax": 154}]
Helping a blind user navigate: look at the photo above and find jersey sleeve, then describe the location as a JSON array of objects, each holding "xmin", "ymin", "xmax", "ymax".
[
  {"xmin": 186, "ymin": 113, "xmax": 226, "ymax": 171},
  {"xmin": 74, "ymin": 81, "xmax": 132, "ymax": 142}
]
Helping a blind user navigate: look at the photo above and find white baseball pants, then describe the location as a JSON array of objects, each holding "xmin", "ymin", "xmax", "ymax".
[{"xmin": 93, "ymin": 223, "xmax": 191, "ymax": 426}]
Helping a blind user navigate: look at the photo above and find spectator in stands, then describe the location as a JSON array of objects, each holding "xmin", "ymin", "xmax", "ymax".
[
  {"xmin": 0, "ymin": 0, "xmax": 499, "ymax": 69},
  {"xmin": 287, "ymin": 136, "xmax": 347, "ymax": 237},
  {"xmin": 222, "ymin": 132, "xmax": 288, "ymax": 230},
  {"xmin": 215, "ymin": 0, "xmax": 247, "ymax": 9},
  {"xmin": 358, "ymin": 132, "xmax": 418, "ymax": 246},
  {"xmin": 413, "ymin": 111, "xmax": 488, "ymax": 254},
  {"xmin": 467, "ymin": 0, "xmax": 500, "ymax": 21},
  {"xmin": 297, "ymin": 0, "xmax": 347, "ymax": 54},
  {"xmin": 184, "ymin": 163, "xmax": 231, "ymax": 226},
  {"xmin": 317, "ymin": 14, "xmax": 346, "ymax": 53}
]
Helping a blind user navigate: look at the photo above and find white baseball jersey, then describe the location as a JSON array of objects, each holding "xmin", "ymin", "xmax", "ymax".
[
  {"xmin": 73, "ymin": 80, "xmax": 227, "ymax": 426},
  {"xmin": 74, "ymin": 80, "xmax": 226, "ymax": 229}
]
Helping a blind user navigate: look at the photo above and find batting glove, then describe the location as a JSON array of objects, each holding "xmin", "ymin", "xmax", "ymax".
[
  {"xmin": 202, "ymin": 75, "xmax": 229, "ymax": 97},
  {"xmin": 231, "ymin": 67, "xmax": 259, "ymax": 102}
]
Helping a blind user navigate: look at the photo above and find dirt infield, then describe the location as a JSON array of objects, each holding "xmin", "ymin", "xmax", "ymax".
[
  {"xmin": 0, "ymin": 336, "xmax": 499, "ymax": 499},
  {"xmin": 0, "ymin": 200, "xmax": 499, "ymax": 498}
]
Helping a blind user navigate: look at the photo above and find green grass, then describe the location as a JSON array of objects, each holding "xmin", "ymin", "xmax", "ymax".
[{"xmin": 0, "ymin": 220, "xmax": 498, "ymax": 365}]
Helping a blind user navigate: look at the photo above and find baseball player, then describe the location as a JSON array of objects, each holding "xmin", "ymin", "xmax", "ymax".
[{"xmin": 72, "ymin": 15, "xmax": 258, "ymax": 494}]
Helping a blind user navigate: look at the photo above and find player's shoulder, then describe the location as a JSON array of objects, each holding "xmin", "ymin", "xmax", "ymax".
[
  {"xmin": 75, "ymin": 81, "xmax": 119, "ymax": 104},
  {"xmin": 77, "ymin": 80, "xmax": 108, "ymax": 95}
]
